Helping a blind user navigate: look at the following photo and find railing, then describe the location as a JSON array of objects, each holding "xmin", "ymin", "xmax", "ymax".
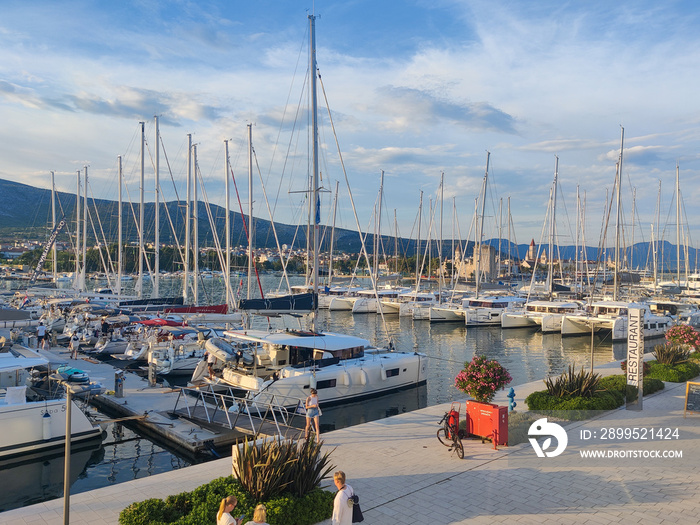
[{"xmin": 172, "ymin": 385, "xmax": 305, "ymax": 440}]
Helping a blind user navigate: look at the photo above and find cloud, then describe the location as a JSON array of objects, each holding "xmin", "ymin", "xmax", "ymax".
[{"xmin": 373, "ymin": 85, "xmax": 517, "ymax": 134}]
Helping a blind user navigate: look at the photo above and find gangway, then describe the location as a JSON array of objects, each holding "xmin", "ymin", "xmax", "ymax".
[{"xmin": 170, "ymin": 385, "xmax": 305, "ymax": 440}]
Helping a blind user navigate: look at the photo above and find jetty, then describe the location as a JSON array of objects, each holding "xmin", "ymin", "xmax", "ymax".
[{"xmin": 1, "ymin": 357, "xmax": 698, "ymax": 524}]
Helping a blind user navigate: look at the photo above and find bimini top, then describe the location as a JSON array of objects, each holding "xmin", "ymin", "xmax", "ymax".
[{"xmin": 222, "ymin": 328, "xmax": 371, "ymax": 351}]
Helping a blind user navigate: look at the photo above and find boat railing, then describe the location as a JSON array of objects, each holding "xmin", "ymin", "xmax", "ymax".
[{"xmin": 172, "ymin": 386, "xmax": 304, "ymax": 439}]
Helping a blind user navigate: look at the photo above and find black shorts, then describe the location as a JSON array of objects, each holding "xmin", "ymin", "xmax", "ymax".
[{"xmin": 37, "ymin": 335, "xmax": 45, "ymax": 342}]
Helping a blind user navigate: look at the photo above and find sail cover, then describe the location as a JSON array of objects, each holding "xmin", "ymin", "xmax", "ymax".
[{"xmin": 238, "ymin": 293, "xmax": 317, "ymax": 315}]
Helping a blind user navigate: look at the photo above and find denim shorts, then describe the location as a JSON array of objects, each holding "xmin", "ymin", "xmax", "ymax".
[{"xmin": 307, "ymin": 407, "xmax": 319, "ymax": 418}]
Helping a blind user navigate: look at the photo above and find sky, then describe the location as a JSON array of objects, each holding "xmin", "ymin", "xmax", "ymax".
[{"xmin": 1, "ymin": 0, "xmax": 699, "ymax": 254}]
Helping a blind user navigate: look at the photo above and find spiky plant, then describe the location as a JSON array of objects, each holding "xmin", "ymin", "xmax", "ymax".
[
  {"xmin": 653, "ymin": 344, "xmax": 691, "ymax": 366},
  {"xmin": 544, "ymin": 365, "xmax": 601, "ymax": 398}
]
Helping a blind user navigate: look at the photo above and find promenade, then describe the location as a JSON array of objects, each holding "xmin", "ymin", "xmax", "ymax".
[{"xmin": 1, "ymin": 369, "xmax": 698, "ymax": 524}]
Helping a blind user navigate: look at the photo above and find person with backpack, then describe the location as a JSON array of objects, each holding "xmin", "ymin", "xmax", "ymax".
[{"xmin": 332, "ymin": 471, "xmax": 353, "ymax": 525}]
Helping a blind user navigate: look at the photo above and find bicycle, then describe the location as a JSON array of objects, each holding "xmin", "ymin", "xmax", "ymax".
[{"xmin": 436, "ymin": 402, "xmax": 464, "ymax": 459}]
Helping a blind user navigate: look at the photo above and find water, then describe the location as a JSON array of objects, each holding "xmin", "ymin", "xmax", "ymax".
[{"xmin": 2, "ymin": 273, "xmax": 639, "ymax": 512}]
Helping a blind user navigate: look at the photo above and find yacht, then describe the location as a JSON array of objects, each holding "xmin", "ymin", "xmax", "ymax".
[
  {"xmin": 0, "ymin": 346, "xmax": 102, "ymax": 461},
  {"xmin": 501, "ymin": 300, "xmax": 586, "ymax": 333},
  {"xmin": 206, "ymin": 328, "xmax": 427, "ymax": 408},
  {"xmin": 560, "ymin": 301, "xmax": 674, "ymax": 341}
]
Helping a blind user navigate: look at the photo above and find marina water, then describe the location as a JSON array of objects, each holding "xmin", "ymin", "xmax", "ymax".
[{"xmin": 1, "ymin": 273, "xmax": 634, "ymax": 512}]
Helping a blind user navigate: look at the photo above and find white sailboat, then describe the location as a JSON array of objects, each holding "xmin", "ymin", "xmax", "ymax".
[{"xmin": 200, "ymin": 15, "xmax": 427, "ymax": 407}]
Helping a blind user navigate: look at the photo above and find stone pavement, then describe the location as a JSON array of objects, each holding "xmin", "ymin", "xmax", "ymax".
[{"xmin": 1, "ymin": 371, "xmax": 699, "ymax": 524}]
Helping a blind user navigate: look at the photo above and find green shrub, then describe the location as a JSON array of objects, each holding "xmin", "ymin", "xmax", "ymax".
[
  {"xmin": 653, "ymin": 344, "xmax": 691, "ymax": 365},
  {"xmin": 646, "ymin": 360, "xmax": 700, "ymax": 382},
  {"xmin": 599, "ymin": 374, "xmax": 665, "ymax": 396},
  {"xmin": 119, "ymin": 476, "xmax": 335, "ymax": 525},
  {"xmin": 525, "ymin": 389, "xmax": 624, "ymax": 420},
  {"xmin": 544, "ymin": 365, "xmax": 601, "ymax": 398}
]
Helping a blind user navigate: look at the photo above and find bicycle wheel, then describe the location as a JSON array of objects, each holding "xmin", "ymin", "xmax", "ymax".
[
  {"xmin": 454, "ymin": 438, "xmax": 464, "ymax": 459},
  {"xmin": 437, "ymin": 427, "xmax": 450, "ymax": 447}
]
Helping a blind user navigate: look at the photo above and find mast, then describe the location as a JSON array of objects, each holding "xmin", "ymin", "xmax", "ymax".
[
  {"xmin": 329, "ymin": 180, "xmax": 339, "ymax": 286},
  {"xmin": 184, "ymin": 134, "xmax": 192, "ymax": 303},
  {"xmin": 309, "ymin": 13, "xmax": 320, "ymax": 331},
  {"xmin": 374, "ymin": 170, "xmax": 384, "ymax": 283},
  {"xmin": 154, "ymin": 115, "xmax": 160, "ymax": 297},
  {"xmin": 225, "ymin": 139, "xmax": 231, "ymax": 310},
  {"xmin": 193, "ymin": 144, "xmax": 199, "ymax": 304},
  {"xmin": 81, "ymin": 166, "xmax": 88, "ymax": 292},
  {"xmin": 439, "ymin": 171, "xmax": 444, "ymax": 291},
  {"xmin": 50, "ymin": 171, "xmax": 57, "ymax": 282},
  {"xmin": 676, "ymin": 162, "xmax": 681, "ymax": 284},
  {"xmin": 247, "ymin": 123, "xmax": 253, "ymax": 300},
  {"xmin": 475, "ymin": 151, "xmax": 490, "ymax": 299},
  {"xmin": 137, "ymin": 121, "xmax": 145, "ymax": 299},
  {"xmin": 613, "ymin": 126, "xmax": 624, "ymax": 301},
  {"xmin": 416, "ymin": 191, "xmax": 422, "ymax": 283},
  {"xmin": 548, "ymin": 155, "xmax": 558, "ymax": 299},
  {"xmin": 74, "ymin": 170, "xmax": 80, "ymax": 290},
  {"xmin": 117, "ymin": 156, "xmax": 123, "ymax": 297}
]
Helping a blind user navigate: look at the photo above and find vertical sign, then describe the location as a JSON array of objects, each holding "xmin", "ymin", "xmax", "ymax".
[{"xmin": 626, "ymin": 307, "xmax": 644, "ymax": 410}]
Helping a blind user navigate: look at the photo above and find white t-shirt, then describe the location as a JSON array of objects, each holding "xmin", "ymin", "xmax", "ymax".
[{"xmin": 217, "ymin": 512, "xmax": 237, "ymax": 525}]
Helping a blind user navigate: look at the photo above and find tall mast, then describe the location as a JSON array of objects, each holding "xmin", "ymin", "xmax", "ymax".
[
  {"xmin": 50, "ymin": 171, "xmax": 57, "ymax": 282},
  {"xmin": 309, "ymin": 14, "xmax": 320, "ymax": 330},
  {"xmin": 374, "ymin": 170, "xmax": 384, "ymax": 283},
  {"xmin": 74, "ymin": 170, "xmax": 80, "ymax": 290},
  {"xmin": 439, "ymin": 172, "xmax": 444, "ymax": 291},
  {"xmin": 549, "ymin": 155, "xmax": 558, "ymax": 299},
  {"xmin": 416, "ymin": 191, "xmax": 422, "ymax": 283},
  {"xmin": 154, "ymin": 115, "xmax": 160, "ymax": 297},
  {"xmin": 247, "ymin": 123, "xmax": 253, "ymax": 300},
  {"xmin": 476, "ymin": 151, "xmax": 490, "ymax": 299},
  {"xmin": 184, "ymin": 134, "xmax": 191, "ymax": 303},
  {"xmin": 613, "ymin": 127, "xmax": 624, "ymax": 301},
  {"xmin": 676, "ymin": 162, "xmax": 681, "ymax": 284},
  {"xmin": 137, "ymin": 121, "xmax": 145, "ymax": 298},
  {"xmin": 193, "ymin": 144, "xmax": 199, "ymax": 304},
  {"xmin": 117, "ymin": 156, "xmax": 123, "ymax": 297},
  {"xmin": 81, "ymin": 166, "xmax": 88, "ymax": 291},
  {"xmin": 225, "ymin": 139, "xmax": 231, "ymax": 310},
  {"xmin": 329, "ymin": 180, "xmax": 339, "ymax": 286}
]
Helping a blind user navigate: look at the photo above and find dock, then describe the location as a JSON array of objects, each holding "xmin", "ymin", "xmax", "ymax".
[
  {"xmin": 2, "ymin": 357, "xmax": 699, "ymax": 524},
  {"xmin": 27, "ymin": 344, "xmax": 303, "ymax": 457}
]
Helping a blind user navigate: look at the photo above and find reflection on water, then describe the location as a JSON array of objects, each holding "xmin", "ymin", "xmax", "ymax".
[{"xmin": 3, "ymin": 273, "xmax": 658, "ymax": 511}]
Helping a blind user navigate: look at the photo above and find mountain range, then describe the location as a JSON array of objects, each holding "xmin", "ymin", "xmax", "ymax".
[{"xmin": 0, "ymin": 178, "xmax": 696, "ymax": 270}]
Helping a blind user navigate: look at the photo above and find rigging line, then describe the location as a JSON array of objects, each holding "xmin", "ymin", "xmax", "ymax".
[
  {"xmin": 317, "ymin": 70, "xmax": 393, "ymax": 346},
  {"xmin": 228, "ymin": 154, "xmax": 265, "ymax": 301},
  {"xmin": 252, "ymin": 146, "xmax": 292, "ymax": 293},
  {"xmin": 156, "ymin": 135, "xmax": 187, "ymax": 269},
  {"xmin": 196, "ymin": 166, "xmax": 231, "ymax": 302},
  {"xmin": 87, "ymin": 181, "xmax": 117, "ymax": 281},
  {"xmin": 85, "ymin": 187, "xmax": 114, "ymax": 287}
]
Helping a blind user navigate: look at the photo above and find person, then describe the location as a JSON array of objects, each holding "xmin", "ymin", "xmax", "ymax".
[
  {"xmin": 43, "ymin": 329, "xmax": 51, "ymax": 350},
  {"xmin": 101, "ymin": 317, "xmax": 110, "ymax": 336},
  {"xmin": 305, "ymin": 387, "xmax": 320, "ymax": 440},
  {"xmin": 36, "ymin": 322, "xmax": 46, "ymax": 348},
  {"xmin": 217, "ymin": 495, "xmax": 243, "ymax": 525},
  {"xmin": 69, "ymin": 333, "xmax": 80, "ymax": 359},
  {"xmin": 332, "ymin": 471, "xmax": 354, "ymax": 525},
  {"xmin": 207, "ymin": 350, "xmax": 217, "ymax": 378},
  {"xmin": 234, "ymin": 348, "xmax": 244, "ymax": 369},
  {"xmin": 243, "ymin": 504, "xmax": 269, "ymax": 525}
]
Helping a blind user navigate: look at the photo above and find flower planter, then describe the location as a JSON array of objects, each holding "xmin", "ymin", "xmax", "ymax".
[{"xmin": 465, "ymin": 400, "xmax": 508, "ymax": 449}]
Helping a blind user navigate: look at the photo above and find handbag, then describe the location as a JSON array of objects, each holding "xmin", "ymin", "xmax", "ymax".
[{"xmin": 349, "ymin": 494, "xmax": 364, "ymax": 523}]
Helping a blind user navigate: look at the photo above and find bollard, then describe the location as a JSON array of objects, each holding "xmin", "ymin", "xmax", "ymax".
[
  {"xmin": 115, "ymin": 371, "xmax": 124, "ymax": 398},
  {"xmin": 507, "ymin": 387, "xmax": 517, "ymax": 412}
]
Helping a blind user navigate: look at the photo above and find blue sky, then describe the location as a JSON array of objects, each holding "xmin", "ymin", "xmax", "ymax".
[{"xmin": 1, "ymin": 0, "xmax": 699, "ymax": 253}]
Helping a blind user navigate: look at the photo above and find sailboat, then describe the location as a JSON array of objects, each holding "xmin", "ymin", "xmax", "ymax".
[{"xmin": 199, "ymin": 15, "xmax": 427, "ymax": 407}]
